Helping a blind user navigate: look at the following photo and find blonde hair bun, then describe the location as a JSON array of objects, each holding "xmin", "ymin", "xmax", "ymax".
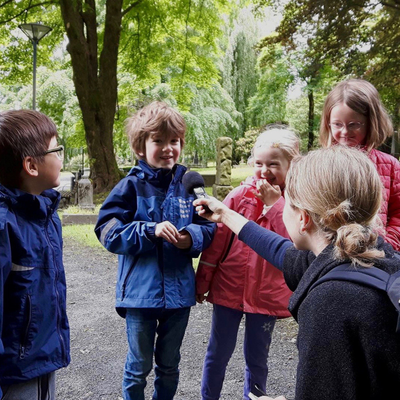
[{"xmin": 286, "ymin": 145, "xmax": 384, "ymax": 266}]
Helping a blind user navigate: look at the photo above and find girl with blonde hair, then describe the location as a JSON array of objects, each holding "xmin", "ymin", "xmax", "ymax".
[
  {"xmin": 196, "ymin": 125, "xmax": 300, "ymax": 400},
  {"xmin": 194, "ymin": 146, "xmax": 400, "ymax": 400}
]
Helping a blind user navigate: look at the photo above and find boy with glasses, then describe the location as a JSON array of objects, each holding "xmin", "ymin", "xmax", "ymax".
[{"xmin": 0, "ymin": 110, "xmax": 69, "ymax": 400}]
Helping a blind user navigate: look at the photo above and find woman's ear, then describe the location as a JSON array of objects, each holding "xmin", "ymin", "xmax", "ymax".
[
  {"xmin": 299, "ymin": 209, "xmax": 313, "ymax": 234},
  {"xmin": 22, "ymin": 156, "xmax": 39, "ymax": 177}
]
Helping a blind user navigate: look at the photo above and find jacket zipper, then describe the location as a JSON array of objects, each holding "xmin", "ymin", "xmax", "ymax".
[
  {"xmin": 220, "ymin": 231, "xmax": 236, "ymax": 264},
  {"xmin": 220, "ymin": 212, "xmax": 244, "ymax": 264},
  {"xmin": 19, "ymin": 294, "xmax": 32, "ymax": 359},
  {"xmin": 45, "ymin": 207, "xmax": 66, "ymax": 362}
]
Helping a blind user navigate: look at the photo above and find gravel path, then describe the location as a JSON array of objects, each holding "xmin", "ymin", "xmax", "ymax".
[{"xmin": 57, "ymin": 237, "xmax": 298, "ymax": 400}]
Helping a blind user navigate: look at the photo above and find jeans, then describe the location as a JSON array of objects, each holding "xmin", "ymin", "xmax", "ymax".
[
  {"xmin": 123, "ymin": 307, "xmax": 190, "ymax": 400},
  {"xmin": 201, "ymin": 304, "xmax": 276, "ymax": 400},
  {"xmin": 1, "ymin": 372, "xmax": 55, "ymax": 400}
]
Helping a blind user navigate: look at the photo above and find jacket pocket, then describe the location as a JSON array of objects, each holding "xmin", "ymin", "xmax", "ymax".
[{"xmin": 19, "ymin": 294, "xmax": 32, "ymax": 359}]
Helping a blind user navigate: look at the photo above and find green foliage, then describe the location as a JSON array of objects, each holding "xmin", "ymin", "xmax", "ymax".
[
  {"xmin": 234, "ymin": 127, "xmax": 261, "ymax": 162},
  {"xmin": 246, "ymin": 46, "xmax": 293, "ymax": 127},
  {"xmin": 184, "ymin": 83, "xmax": 242, "ymax": 158},
  {"xmin": 0, "ymin": 0, "xmax": 238, "ymax": 171},
  {"xmin": 119, "ymin": 0, "xmax": 229, "ymax": 107},
  {"xmin": 220, "ymin": 6, "xmax": 259, "ymax": 131},
  {"xmin": 260, "ymin": 0, "xmax": 400, "ymax": 136}
]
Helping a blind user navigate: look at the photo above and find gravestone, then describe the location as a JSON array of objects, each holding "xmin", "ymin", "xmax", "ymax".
[
  {"xmin": 78, "ymin": 168, "xmax": 95, "ymax": 210},
  {"xmin": 213, "ymin": 137, "xmax": 233, "ymax": 200}
]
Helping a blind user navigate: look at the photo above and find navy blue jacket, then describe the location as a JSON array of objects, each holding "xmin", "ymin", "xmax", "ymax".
[
  {"xmin": 0, "ymin": 185, "xmax": 70, "ymax": 386},
  {"xmin": 95, "ymin": 161, "xmax": 215, "ymax": 316}
]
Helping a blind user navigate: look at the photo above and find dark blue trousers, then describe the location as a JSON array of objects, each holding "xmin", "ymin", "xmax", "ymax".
[
  {"xmin": 123, "ymin": 307, "xmax": 190, "ymax": 400},
  {"xmin": 201, "ymin": 304, "xmax": 276, "ymax": 400}
]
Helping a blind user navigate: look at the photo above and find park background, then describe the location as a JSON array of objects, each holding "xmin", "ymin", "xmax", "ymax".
[
  {"xmin": 1, "ymin": 1, "xmax": 398, "ymax": 398},
  {"xmin": 0, "ymin": 0, "xmax": 399, "ymax": 199}
]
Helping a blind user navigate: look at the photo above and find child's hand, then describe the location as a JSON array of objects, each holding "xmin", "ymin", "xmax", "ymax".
[
  {"xmin": 173, "ymin": 230, "xmax": 193, "ymax": 249},
  {"xmin": 196, "ymin": 294, "xmax": 206, "ymax": 303},
  {"xmin": 254, "ymin": 179, "xmax": 281, "ymax": 206},
  {"xmin": 155, "ymin": 221, "xmax": 179, "ymax": 244}
]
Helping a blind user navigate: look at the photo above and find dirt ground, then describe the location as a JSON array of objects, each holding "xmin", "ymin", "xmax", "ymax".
[{"xmin": 56, "ymin": 237, "xmax": 298, "ymax": 400}]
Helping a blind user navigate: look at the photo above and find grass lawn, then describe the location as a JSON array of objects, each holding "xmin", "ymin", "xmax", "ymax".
[
  {"xmin": 61, "ymin": 163, "xmax": 253, "ymax": 251},
  {"xmin": 192, "ymin": 164, "xmax": 252, "ymax": 195}
]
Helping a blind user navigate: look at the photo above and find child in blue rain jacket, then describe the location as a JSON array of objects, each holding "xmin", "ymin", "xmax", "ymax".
[
  {"xmin": 0, "ymin": 110, "xmax": 69, "ymax": 400},
  {"xmin": 95, "ymin": 101, "xmax": 215, "ymax": 400}
]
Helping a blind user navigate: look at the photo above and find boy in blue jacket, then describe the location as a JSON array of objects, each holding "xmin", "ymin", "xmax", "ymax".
[
  {"xmin": 0, "ymin": 110, "xmax": 70, "ymax": 399},
  {"xmin": 95, "ymin": 101, "xmax": 215, "ymax": 400}
]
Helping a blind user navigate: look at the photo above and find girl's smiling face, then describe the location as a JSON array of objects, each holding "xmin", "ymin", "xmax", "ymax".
[
  {"xmin": 253, "ymin": 146, "xmax": 290, "ymax": 190},
  {"xmin": 330, "ymin": 102, "xmax": 368, "ymax": 147}
]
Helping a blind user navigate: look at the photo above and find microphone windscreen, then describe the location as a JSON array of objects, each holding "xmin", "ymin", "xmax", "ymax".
[{"xmin": 182, "ymin": 171, "xmax": 205, "ymax": 194}]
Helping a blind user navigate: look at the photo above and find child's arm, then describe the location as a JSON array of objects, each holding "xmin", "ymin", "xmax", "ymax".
[
  {"xmin": 196, "ymin": 188, "xmax": 243, "ymax": 301},
  {"xmin": 385, "ymin": 159, "xmax": 400, "ymax": 250},
  {"xmin": 175, "ymin": 206, "xmax": 216, "ymax": 258},
  {"xmin": 95, "ymin": 182, "xmax": 162, "ymax": 255}
]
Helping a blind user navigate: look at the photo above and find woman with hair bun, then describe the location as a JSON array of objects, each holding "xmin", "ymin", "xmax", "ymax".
[{"xmin": 194, "ymin": 146, "xmax": 400, "ymax": 400}]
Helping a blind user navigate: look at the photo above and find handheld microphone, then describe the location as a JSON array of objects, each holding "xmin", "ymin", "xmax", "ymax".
[{"xmin": 182, "ymin": 171, "xmax": 211, "ymax": 212}]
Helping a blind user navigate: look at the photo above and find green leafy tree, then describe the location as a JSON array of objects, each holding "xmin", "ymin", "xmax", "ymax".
[
  {"xmin": 0, "ymin": 0, "xmax": 230, "ymax": 192},
  {"xmin": 245, "ymin": 45, "xmax": 293, "ymax": 128},
  {"xmin": 220, "ymin": 6, "xmax": 259, "ymax": 132},
  {"xmin": 257, "ymin": 0, "xmax": 400, "ymax": 153}
]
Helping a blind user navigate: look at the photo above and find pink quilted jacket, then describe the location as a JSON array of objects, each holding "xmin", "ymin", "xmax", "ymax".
[
  {"xmin": 368, "ymin": 148, "xmax": 400, "ymax": 250},
  {"xmin": 196, "ymin": 176, "xmax": 292, "ymax": 317}
]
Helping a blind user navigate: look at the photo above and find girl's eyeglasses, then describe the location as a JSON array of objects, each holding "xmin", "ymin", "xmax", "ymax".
[
  {"xmin": 329, "ymin": 122, "xmax": 365, "ymax": 133},
  {"xmin": 44, "ymin": 145, "xmax": 64, "ymax": 159}
]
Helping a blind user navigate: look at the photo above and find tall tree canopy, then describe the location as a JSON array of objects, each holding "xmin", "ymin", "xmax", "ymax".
[
  {"xmin": 258, "ymin": 0, "xmax": 400, "ymax": 150},
  {"xmin": 0, "ymin": 0, "xmax": 230, "ymax": 192}
]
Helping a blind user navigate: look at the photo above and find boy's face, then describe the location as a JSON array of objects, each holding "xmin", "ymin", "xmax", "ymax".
[
  {"xmin": 142, "ymin": 132, "xmax": 181, "ymax": 169},
  {"xmin": 36, "ymin": 136, "xmax": 63, "ymax": 191}
]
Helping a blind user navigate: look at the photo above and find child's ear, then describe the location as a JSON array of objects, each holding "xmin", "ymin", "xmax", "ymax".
[{"xmin": 22, "ymin": 156, "xmax": 39, "ymax": 177}]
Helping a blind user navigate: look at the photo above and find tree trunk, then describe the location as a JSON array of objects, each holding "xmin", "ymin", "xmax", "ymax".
[
  {"xmin": 59, "ymin": 0, "xmax": 123, "ymax": 193},
  {"xmin": 307, "ymin": 88, "xmax": 314, "ymax": 150}
]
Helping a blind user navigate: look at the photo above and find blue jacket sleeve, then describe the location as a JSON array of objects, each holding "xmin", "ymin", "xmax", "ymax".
[
  {"xmin": 94, "ymin": 184, "xmax": 158, "ymax": 256},
  {"xmin": 238, "ymin": 220, "xmax": 293, "ymax": 271},
  {"xmin": 181, "ymin": 211, "xmax": 216, "ymax": 258}
]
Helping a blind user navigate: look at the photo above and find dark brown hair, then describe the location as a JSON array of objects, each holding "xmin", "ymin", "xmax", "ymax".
[
  {"xmin": 0, "ymin": 110, "xmax": 58, "ymax": 186},
  {"xmin": 125, "ymin": 101, "xmax": 186, "ymax": 159}
]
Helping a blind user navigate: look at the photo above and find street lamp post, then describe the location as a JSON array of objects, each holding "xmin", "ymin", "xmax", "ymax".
[{"xmin": 18, "ymin": 22, "xmax": 52, "ymax": 110}]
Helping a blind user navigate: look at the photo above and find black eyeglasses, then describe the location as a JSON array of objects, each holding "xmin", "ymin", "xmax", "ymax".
[{"xmin": 44, "ymin": 145, "xmax": 64, "ymax": 159}]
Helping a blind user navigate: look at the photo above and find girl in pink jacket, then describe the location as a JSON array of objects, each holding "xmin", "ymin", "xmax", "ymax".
[
  {"xmin": 319, "ymin": 78, "xmax": 400, "ymax": 250},
  {"xmin": 196, "ymin": 126, "xmax": 300, "ymax": 400}
]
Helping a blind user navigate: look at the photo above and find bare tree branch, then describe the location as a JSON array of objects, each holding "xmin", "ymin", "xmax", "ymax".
[
  {"xmin": 121, "ymin": 0, "xmax": 145, "ymax": 17},
  {"xmin": 380, "ymin": 0, "xmax": 400, "ymax": 11},
  {"xmin": 0, "ymin": 1, "xmax": 55, "ymax": 25}
]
